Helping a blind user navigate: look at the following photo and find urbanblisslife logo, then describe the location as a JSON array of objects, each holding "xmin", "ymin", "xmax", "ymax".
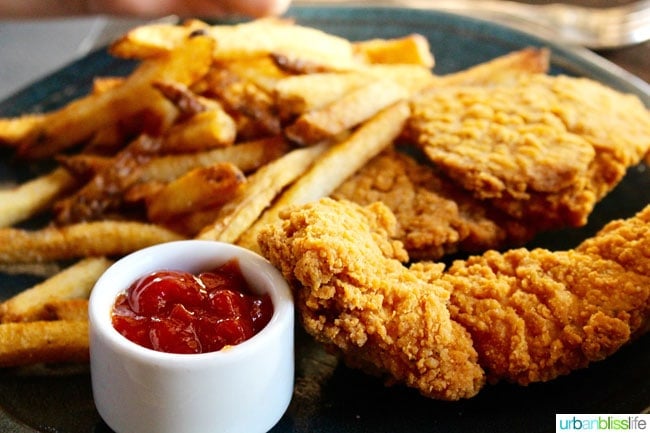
[{"xmin": 556, "ymin": 414, "xmax": 649, "ymax": 432}]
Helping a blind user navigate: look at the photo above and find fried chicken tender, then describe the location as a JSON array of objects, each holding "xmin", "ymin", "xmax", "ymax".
[
  {"xmin": 258, "ymin": 198, "xmax": 486, "ymax": 400},
  {"xmin": 257, "ymin": 198, "xmax": 650, "ymax": 399},
  {"xmin": 333, "ymin": 148, "xmax": 536, "ymax": 260},
  {"xmin": 407, "ymin": 74, "xmax": 650, "ymax": 230},
  {"xmin": 447, "ymin": 205, "xmax": 650, "ymax": 384}
]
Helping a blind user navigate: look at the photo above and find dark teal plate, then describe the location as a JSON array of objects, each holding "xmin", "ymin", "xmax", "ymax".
[{"xmin": 1, "ymin": 6, "xmax": 649, "ymax": 433}]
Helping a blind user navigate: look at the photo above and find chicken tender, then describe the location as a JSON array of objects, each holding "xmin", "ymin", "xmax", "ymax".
[
  {"xmin": 258, "ymin": 198, "xmax": 650, "ymax": 398},
  {"xmin": 407, "ymin": 74, "xmax": 650, "ymax": 230},
  {"xmin": 447, "ymin": 225, "xmax": 650, "ymax": 385},
  {"xmin": 333, "ymin": 148, "xmax": 536, "ymax": 259},
  {"xmin": 258, "ymin": 198, "xmax": 485, "ymax": 400}
]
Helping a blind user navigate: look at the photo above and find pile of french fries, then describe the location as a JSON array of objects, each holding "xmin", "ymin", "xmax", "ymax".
[{"xmin": 0, "ymin": 17, "xmax": 549, "ymax": 367}]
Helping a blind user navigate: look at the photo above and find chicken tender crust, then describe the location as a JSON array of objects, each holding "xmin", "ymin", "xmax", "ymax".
[
  {"xmin": 333, "ymin": 148, "xmax": 536, "ymax": 259},
  {"xmin": 408, "ymin": 74, "xmax": 650, "ymax": 229},
  {"xmin": 258, "ymin": 198, "xmax": 485, "ymax": 400}
]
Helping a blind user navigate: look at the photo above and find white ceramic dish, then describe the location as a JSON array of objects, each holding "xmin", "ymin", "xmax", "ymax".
[{"xmin": 88, "ymin": 240, "xmax": 294, "ymax": 433}]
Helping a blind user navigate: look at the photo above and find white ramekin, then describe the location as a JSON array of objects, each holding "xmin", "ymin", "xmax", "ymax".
[{"xmin": 89, "ymin": 240, "xmax": 294, "ymax": 433}]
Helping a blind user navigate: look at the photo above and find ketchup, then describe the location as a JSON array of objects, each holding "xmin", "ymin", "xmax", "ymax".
[{"xmin": 111, "ymin": 259, "xmax": 273, "ymax": 354}]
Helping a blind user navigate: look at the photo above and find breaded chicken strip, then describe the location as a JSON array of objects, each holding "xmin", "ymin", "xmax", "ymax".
[
  {"xmin": 258, "ymin": 198, "xmax": 486, "ymax": 400},
  {"xmin": 447, "ymin": 205, "xmax": 650, "ymax": 384},
  {"xmin": 258, "ymin": 198, "xmax": 650, "ymax": 398},
  {"xmin": 333, "ymin": 148, "xmax": 536, "ymax": 260},
  {"xmin": 407, "ymin": 74, "xmax": 650, "ymax": 230}
]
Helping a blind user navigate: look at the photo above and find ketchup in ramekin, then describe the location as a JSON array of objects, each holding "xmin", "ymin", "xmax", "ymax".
[{"xmin": 111, "ymin": 259, "xmax": 273, "ymax": 354}]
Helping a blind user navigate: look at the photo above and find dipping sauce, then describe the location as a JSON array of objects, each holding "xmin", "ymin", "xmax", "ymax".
[{"xmin": 111, "ymin": 259, "xmax": 273, "ymax": 354}]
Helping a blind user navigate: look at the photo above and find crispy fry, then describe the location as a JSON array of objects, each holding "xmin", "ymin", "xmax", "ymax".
[
  {"xmin": 109, "ymin": 19, "xmax": 210, "ymax": 59},
  {"xmin": 238, "ymin": 101, "xmax": 410, "ymax": 251},
  {"xmin": 285, "ymin": 79, "xmax": 408, "ymax": 146},
  {"xmin": 200, "ymin": 65, "xmax": 281, "ymax": 138},
  {"xmin": 0, "ymin": 114, "xmax": 46, "ymax": 147},
  {"xmin": 431, "ymin": 47, "xmax": 550, "ymax": 87},
  {"xmin": 353, "ymin": 34, "xmax": 435, "ymax": 68},
  {"xmin": 42, "ymin": 299, "xmax": 89, "ymax": 322},
  {"xmin": 209, "ymin": 17, "xmax": 357, "ymax": 68},
  {"xmin": 359, "ymin": 64, "xmax": 436, "ymax": 94},
  {"xmin": 0, "ymin": 168, "xmax": 78, "ymax": 228},
  {"xmin": 112, "ymin": 18, "xmax": 357, "ymax": 69},
  {"xmin": 16, "ymin": 35, "xmax": 214, "ymax": 159},
  {"xmin": 275, "ymin": 66, "xmax": 434, "ymax": 120},
  {"xmin": 139, "ymin": 136, "xmax": 289, "ymax": 182},
  {"xmin": 91, "ymin": 77, "xmax": 125, "ymax": 94},
  {"xmin": 274, "ymin": 72, "xmax": 368, "ymax": 118},
  {"xmin": 56, "ymin": 154, "xmax": 112, "ymax": 180},
  {"xmin": 83, "ymin": 124, "xmax": 129, "ymax": 155},
  {"xmin": 54, "ymin": 134, "xmax": 163, "ymax": 224},
  {"xmin": 0, "ymin": 221, "xmax": 183, "ymax": 264},
  {"xmin": 215, "ymin": 57, "xmax": 288, "ymax": 93},
  {"xmin": 145, "ymin": 162, "xmax": 246, "ymax": 223},
  {"xmin": 0, "ymin": 257, "xmax": 112, "ymax": 323},
  {"xmin": 270, "ymin": 52, "xmax": 336, "ymax": 75},
  {"xmin": 198, "ymin": 142, "xmax": 329, "ymax": 243},
  {"xmin": 0, "ymin": 321, "xmax": 89, "ymax": 367},
  {"xmin": 161, "ymin": 108, "xmax": 237, "ymax": 152}
]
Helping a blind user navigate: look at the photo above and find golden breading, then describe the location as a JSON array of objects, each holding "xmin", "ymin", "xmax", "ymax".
[
  {"xmin": 258, "ymin": 198, "xmax": 486, "ymax": 401},
  {"xmin": 447, "ymin": 205, "xmax": 650, "ymax": 385},
  {"xmin": 407, "ymin": 74, "xmax": 650, "ymax": 230},
  {"xmin": 333, "ymin": 148, "xmax": 536, "ymax": 259}
]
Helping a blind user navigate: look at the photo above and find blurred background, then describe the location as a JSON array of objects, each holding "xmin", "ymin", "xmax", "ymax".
[{"xmin": 1, "ymin": 0, "xmax": 648, "ymax": 100}]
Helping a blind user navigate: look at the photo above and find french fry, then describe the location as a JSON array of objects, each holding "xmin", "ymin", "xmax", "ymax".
[
  {"xmin": 274, "ymin": 65, "xmax": 434, "ymax": 119},
  {"xmin": 16, "ymin": 35, "xmax": 214, "ymax": 159},
  {"xmin": 353, "ymin": 34, "xmax": 435, "ymax": 68},
  {"xmin": 358, "ymin": 64, "xmax": 436, "ymax": 94},
  {"xmin": 83, "ymin": 123, "xmax": 129, "ymax": 155},
  {"xmin": 145, "ymin": 162, "xmax": 245, "ymax": 223},
  {"xmin": 209, "ymin": 17, "xmax": 357, "ymax": 68},
  {"xmin": 274, "ymin": 72, "xmax": 368, "ymax": 118},
  {"xmin": 153, "ymin": 79, "xmax": 207, "ymax": 116},
  {"xmin": 91, "ymin": 76, "xmax": 126, "ymax": 94},
  {"xmin": 0, "ymin": 221, "xmax": 183, "ymax": 264},
  {"xmin": 0, "ymin": 257, "xmax": 112, "ymax": 323},
  {"xmin": 0, "ymin": 114, "xmax": 45, "ymax": 147},
  {"xmin": 42, "ymin": 299, "xmax": 89, "ymax": 322},
  {"xmin": 139, "ymin": 136, "xmax": 289, "ymax": 182},
  {"xmin": 56, "ymin": 154, "xmax": 112, "ymax": 180},
  {"xmin": 214, "ymin": 57, "xmax": 289, "ymax": 93},
  {"xmin": 0, "ymin": 168, "xmax": 78, "ymax": 228},
  {"xmin": 0, "ymin": 321, "xmax": 89, "ymax": 367},
  {"xmin": 269, "ymin": 52, "xmax": 336, "ymax": 75},
  {"xmin": 161, "ymin": 108, "xmax": 237, "ymax": 153},
  {"xmin": 200, "ymin": 65, "xmax": 281, "ymax": 138},
  {"xmin": 238, "ymin": 101, "xmax": 410, "ymax": 251},
  {"xmin": 112, "ymin": 18, "xmax": 358, "ymax": 70},
  {"xmin": 54, "ymin": 134, "xmax": 163, "ymax": 224},
  {"xmin": 431, "ymin": 47, "xmax": 550, "ymax": 87},
  {"xmin": 197, "ymin": 142, "xmax": 329, "ymax": 243},
  {"xmin": 285, "ymin": 79, "xmax": 408, "ymax": 146},
  {"xmin": 109, "ymin": 19, "xmax": 210, "ymax": 59}
]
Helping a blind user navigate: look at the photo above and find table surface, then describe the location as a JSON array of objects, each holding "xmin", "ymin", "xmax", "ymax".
[{"xmin": 0, "ymin": 2, "xmax": 648, "ymax": 101}]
